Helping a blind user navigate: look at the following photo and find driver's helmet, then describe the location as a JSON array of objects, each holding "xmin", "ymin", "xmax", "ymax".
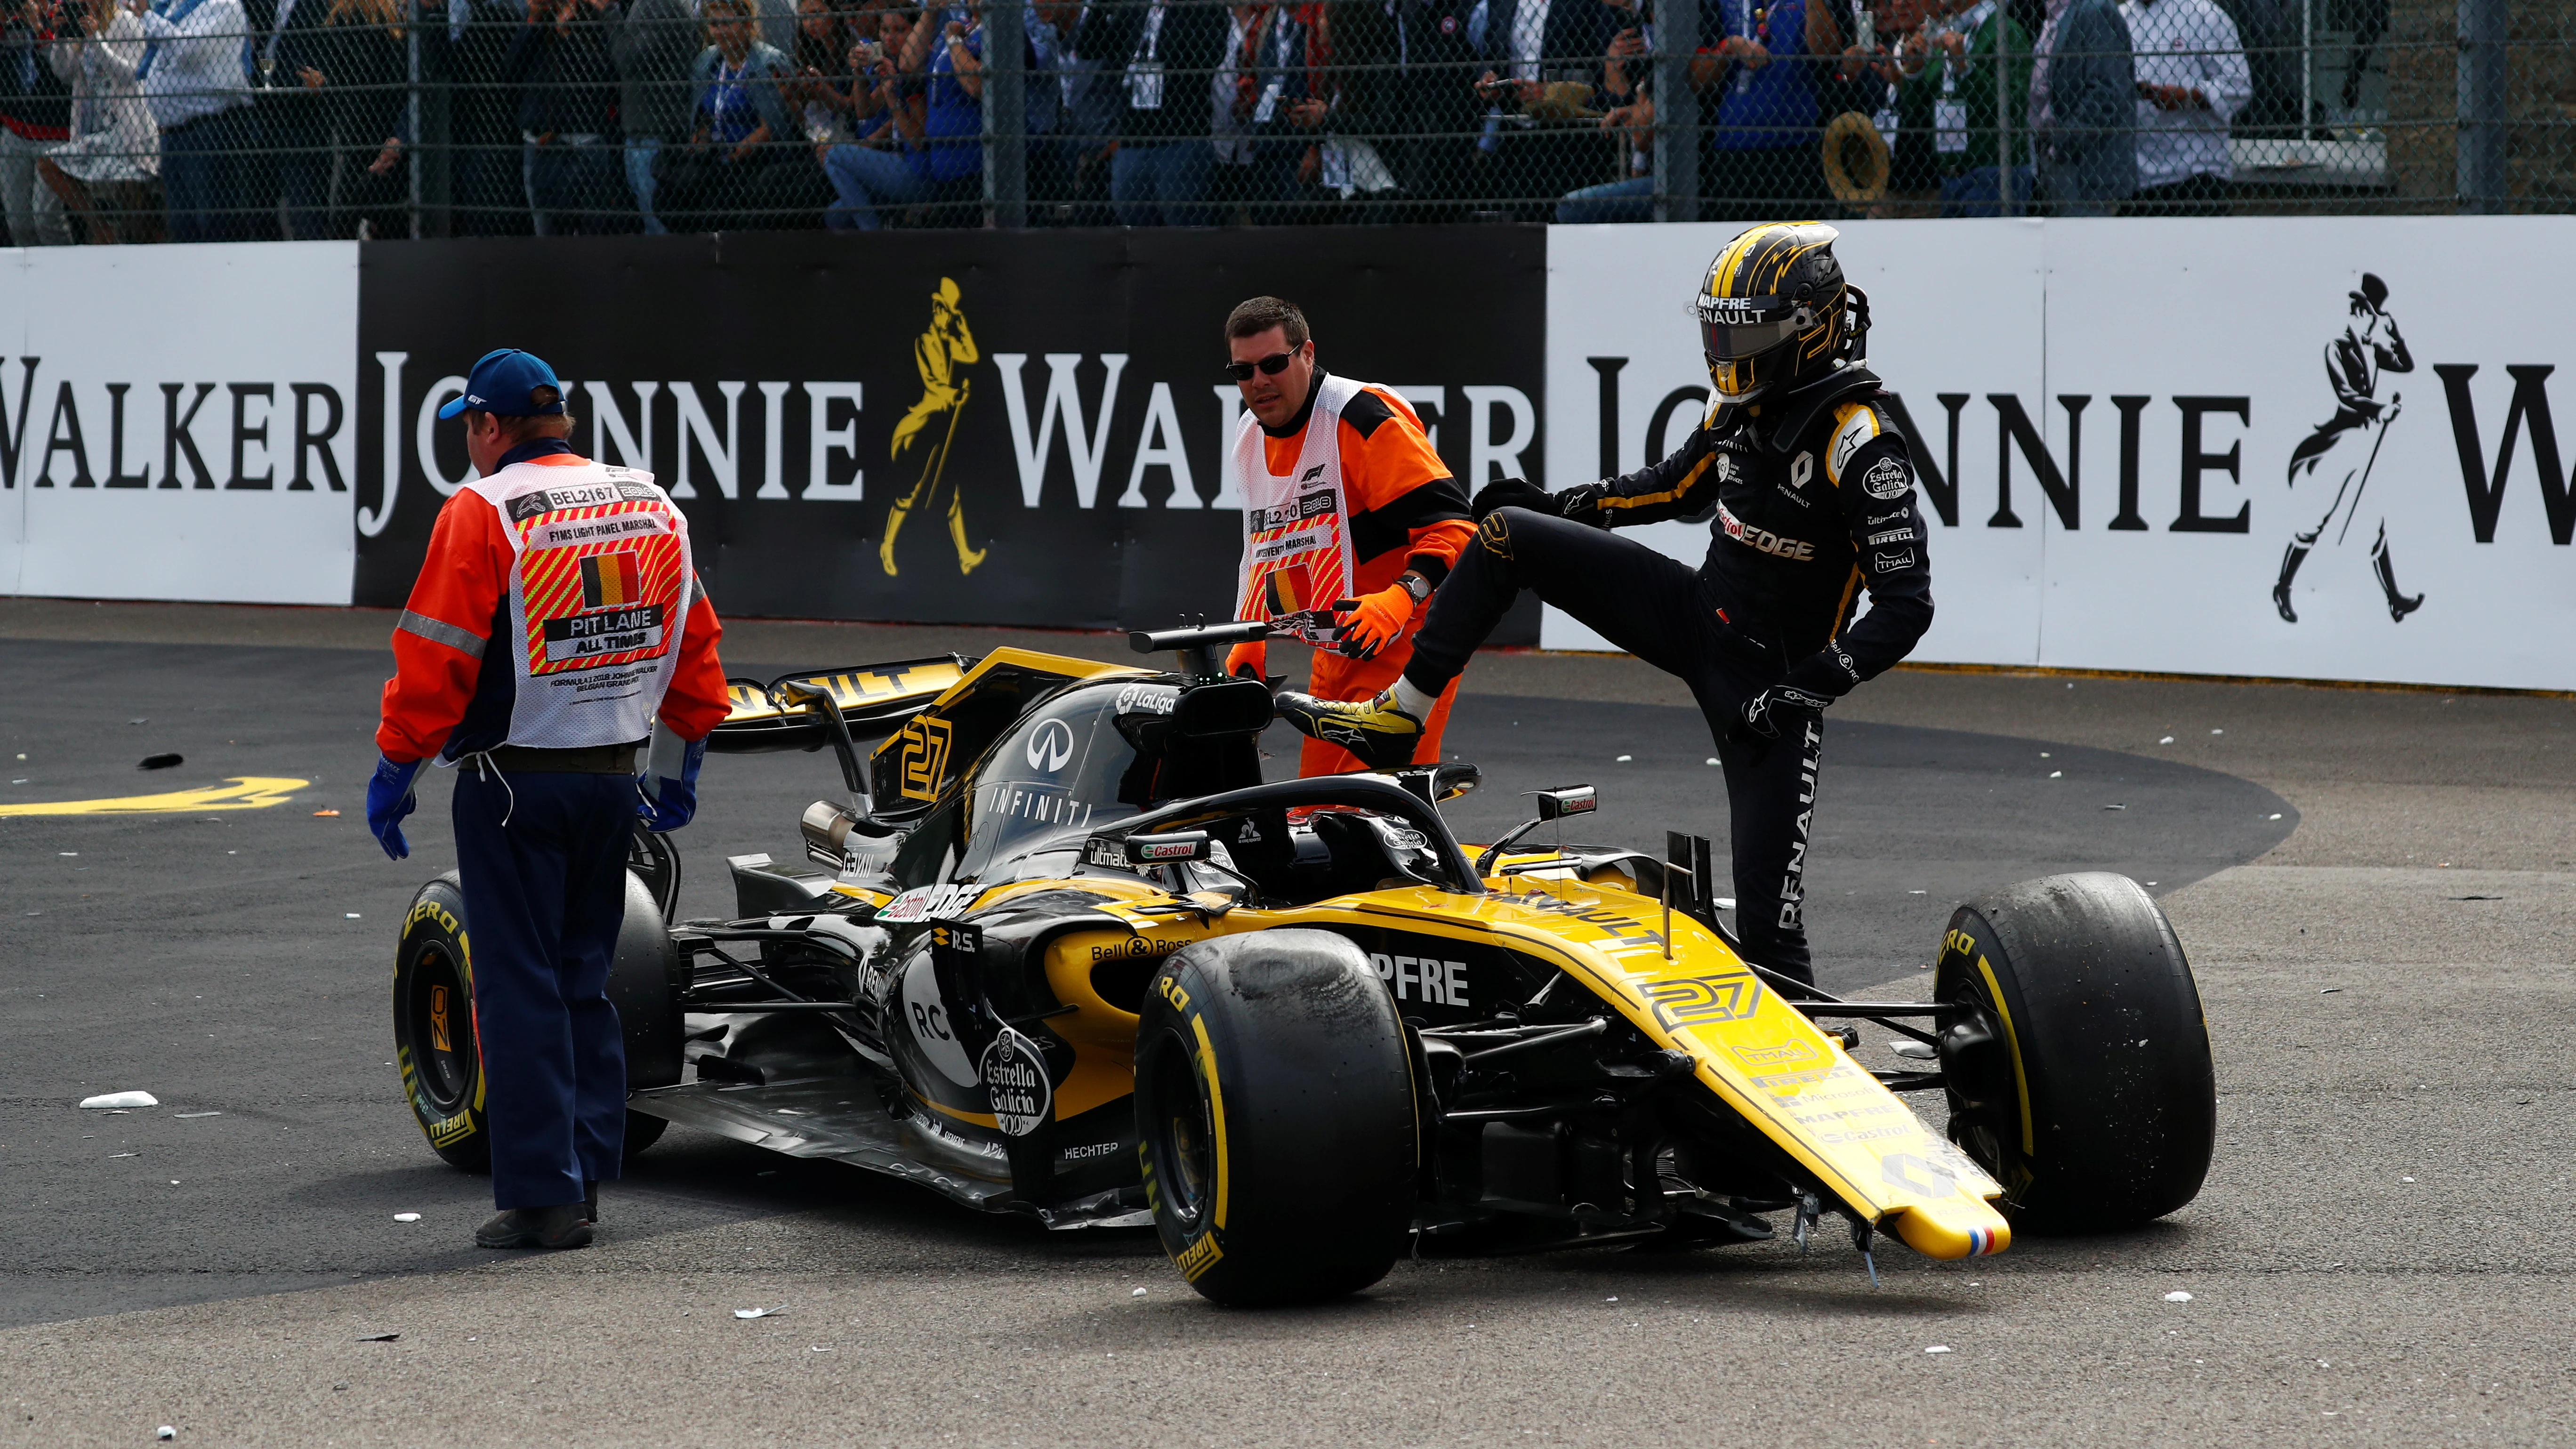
[{"xmin": 1696, "ymin": 221, "xmax": 1858, "ymax": 407}]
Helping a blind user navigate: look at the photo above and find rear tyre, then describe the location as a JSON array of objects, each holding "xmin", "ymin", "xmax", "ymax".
[
  {"xmin": 1135, "ymin": 929, "xmax": 1417, "ymax": 1306},
  {"xmin": 392, "ymin": 869, "xmax": 689, "ymax": 1172},
  {"xmin": 1936, "ymin": 872, "xmax": 2216, "ymax": 1231},
  {"xmin": 394, "ymin": 874, "xmax": 491, "ymax": 1171}
]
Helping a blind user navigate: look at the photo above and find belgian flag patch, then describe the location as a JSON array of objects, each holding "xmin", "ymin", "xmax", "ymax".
[{"xmin": 580, "ymin": 552, "xmax": 643, "ymax": 609}]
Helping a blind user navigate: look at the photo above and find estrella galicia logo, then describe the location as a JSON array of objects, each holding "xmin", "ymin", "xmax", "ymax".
[
  {"xmin": 2273, "ymin": 273, "xmax": 2424, "ymax": 626},
  {"xmin": 979, "ymin": 1027, "xmax": 1053, "ymax": 1137}
]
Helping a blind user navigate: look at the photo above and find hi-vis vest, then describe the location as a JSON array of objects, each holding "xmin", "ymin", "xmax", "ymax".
[
  {"xmin": 1231, "ymin": 372, "xmax": 1372, "ymax": 645},
  {"xmin": 467, "ymin": 459, "xmax": 695, "ymax": 750}
]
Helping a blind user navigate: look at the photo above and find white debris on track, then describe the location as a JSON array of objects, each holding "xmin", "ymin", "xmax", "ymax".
[
  {"xmin": 79, "ymin": 1091, "xmax": 157, "ymax": 1110},
  {"xmin": 2165, "ymin": 1290, "xmax": 2195, "ymax": 1302},
  {"xmin": 394, "ymin": 1213, "xmax": 422, "ymax": 1223},
  {"xmin": 1924, "ymin": 1345, "xmax": 1952, "ymax": 1355},
  {"xmin": 733, "ymin": 1306, "xmax": 787, "ymax": 1320}
]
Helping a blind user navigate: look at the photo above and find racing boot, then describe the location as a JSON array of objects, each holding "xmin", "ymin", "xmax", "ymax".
[
  {"xmin": 2372, "ymin": 533, "xmax": 2423, "ymax": 622},
  {"xmin": 2272, "ymin": 537, "xmax": 2311, "ymax": 623},
  {"xmin": 474, "ymin": 1202, "xmax": 595, "ymax": 1250},
  {"xmin": 1275, "ymin": 686, "xmax": 1425, "ymax": 770}
]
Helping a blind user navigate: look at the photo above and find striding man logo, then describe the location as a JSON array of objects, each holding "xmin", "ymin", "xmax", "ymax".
[
  {"xmin": 881, "ymin": 277, "xmax": 984, "ymax": 578},
  {"xmin": 2273, "ymin": 272, "xmax": 2423, "ymax": 626}
]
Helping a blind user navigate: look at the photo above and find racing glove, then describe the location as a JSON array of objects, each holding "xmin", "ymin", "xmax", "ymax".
[
  {"xmin": 1722, "ymin": 684, "xmax": 1835, "ymax": 762},
  {"xmin": 366, "ymin": 755, "xmax": 420, "ymax": 862},
  {"xmin": 1224, "ymin": 638, "xmax": 1266, "ymax": 680},
  {"xmin": 1329, "ymin": 583, "xmax": 1417, "ymax": 661},
  {"xmin": 1471, "ymin": 476, "xmax": 1554, "ymax": 519},
  {"xmin": 636, "ymin": 728, "xmax": 708, "ymax": 834},
  {"xmin": 1473, "ymin": 477, "xmax": 1611, "ymax": 529}
]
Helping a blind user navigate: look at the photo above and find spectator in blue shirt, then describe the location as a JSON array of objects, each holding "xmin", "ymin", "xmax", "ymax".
[
  {"xmin": 1699, "ymin": 0, "xmax": 1824, "ymax": 218},
  {"xmin": 823, "ymin": 1, "xmax": 1024, "ymax": 229},
  {"xmin": 659, "ymin": 0, "xmax": 819, "ymax": 228}
]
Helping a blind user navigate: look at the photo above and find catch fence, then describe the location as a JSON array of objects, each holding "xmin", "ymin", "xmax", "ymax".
[{"xmin": 2, "ymin": 0, "xmax": 2563, "ymax": 243}]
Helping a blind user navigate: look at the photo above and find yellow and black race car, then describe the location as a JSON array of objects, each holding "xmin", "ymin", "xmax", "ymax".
[{"xmin": 390, "ymin": 621, "xmax": 2217, "ymax": 1305}]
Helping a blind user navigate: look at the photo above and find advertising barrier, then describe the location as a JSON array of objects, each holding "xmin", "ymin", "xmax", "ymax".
[
  {"xmin": 11, "ymin": 218, "xmax": 2576, "ymax": 690},
  {"xmin": 0, "ymin": 243, "xmax": 360, "ymax": 605},
  {"xmin": 1547, "ymin": 217, "xmax": 2576, "ymax": 692},
  {"xmin": 353, "ymin": 227, "xmax": 1547, "ymax": 638}
]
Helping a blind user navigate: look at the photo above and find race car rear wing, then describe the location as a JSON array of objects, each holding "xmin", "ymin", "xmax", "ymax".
[{"xmin": 707, "ymin": 657, "xmax": 972, "ymax": 755}]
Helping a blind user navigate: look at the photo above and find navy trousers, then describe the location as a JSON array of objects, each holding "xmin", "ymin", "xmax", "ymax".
[{"xmin": 452, "ymin": 767, "xmax": 634, "ymax": 1209}]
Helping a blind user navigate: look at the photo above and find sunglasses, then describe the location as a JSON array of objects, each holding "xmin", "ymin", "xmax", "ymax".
[{"xmin": 1223, "ymin": 350, "xmax": 1298, "ymax": 382}]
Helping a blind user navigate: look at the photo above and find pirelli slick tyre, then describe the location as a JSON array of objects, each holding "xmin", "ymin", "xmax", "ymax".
[
  {"xmin": 1935, "ymin": 872, "xmax": 2216, "ymax": 1232},
  {"xmin": 392, "ymin": 870, "xmax": 684, "ymax": 1171},
  {"xmin": 1135, "ymin": 930, "xmax": 1417, "ymax": 1306},
  {"xmin": 394, "ymin": 875, "xmax": 491, "ymax": 1171}
]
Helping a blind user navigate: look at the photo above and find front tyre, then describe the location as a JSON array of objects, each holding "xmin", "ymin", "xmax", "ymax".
[
  {"xmin": 1936, "ymin": 872, "xmax": 2216, "ymax": 1231},
  {"xmin": 1135, "ymin": 930, "xmax": 1417, "ymax": 1306}
]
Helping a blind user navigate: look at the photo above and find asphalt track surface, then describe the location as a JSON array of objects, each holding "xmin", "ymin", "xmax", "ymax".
[{"xmin": 2, "ymin": 602, "xmax": 2571, "ymax": 1447}]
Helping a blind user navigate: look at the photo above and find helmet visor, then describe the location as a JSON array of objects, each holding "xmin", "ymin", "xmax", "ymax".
[{"xmin": 1699, "ymin": 300, "xmax": 1810, "ymax": 363}]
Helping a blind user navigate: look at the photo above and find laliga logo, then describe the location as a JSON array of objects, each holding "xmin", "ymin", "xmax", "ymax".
[{"xmin": 1026, "ymin": 718, "xmax": 1076, "ymax": 773}]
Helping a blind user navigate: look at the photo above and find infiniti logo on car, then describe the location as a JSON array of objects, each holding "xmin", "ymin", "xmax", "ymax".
[{"xmin": 1025, "ymin": 718, "xmax": 1076, "ymax": 773}]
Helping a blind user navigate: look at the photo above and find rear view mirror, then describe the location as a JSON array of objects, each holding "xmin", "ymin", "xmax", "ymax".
[
  {"xmin": 1083, "ymin": 830, "xmax": 1213, "ymax": 869},
  {"xmin": 1171, "ymin": 678, "xmax": 1274, "ymax": 738},
  {"xmin": 1474, "ymin": 784, "xmax": 1597, "ymax": 878},
  {"xmin": 1534, "ymin": 785, "xmax": 1597, "ymax": 821}
]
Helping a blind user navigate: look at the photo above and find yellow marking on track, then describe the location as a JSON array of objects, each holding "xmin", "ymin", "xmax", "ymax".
[{"xmin": 0, "ymin": 776, "xmax": 309, "ymax": 816}]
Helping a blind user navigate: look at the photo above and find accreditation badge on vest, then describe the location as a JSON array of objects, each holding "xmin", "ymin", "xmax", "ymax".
[
  {"xmin": 471, "ymin": 460, "xmax": 695, "ymax": 750},
  {"xmin": 1231, "ymin": 374, "xmax": 1368, "ymax": 646}
]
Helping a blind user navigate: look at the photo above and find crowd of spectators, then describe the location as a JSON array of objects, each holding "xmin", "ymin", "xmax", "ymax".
[{"xmin": 0, "ymin": 0, "xmax": 2325, "ymax": 241}]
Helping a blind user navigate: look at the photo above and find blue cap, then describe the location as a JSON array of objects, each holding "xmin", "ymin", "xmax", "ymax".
[{"xmin": 439, "ymin": 348, "xmax": 568, "ymax": 419}]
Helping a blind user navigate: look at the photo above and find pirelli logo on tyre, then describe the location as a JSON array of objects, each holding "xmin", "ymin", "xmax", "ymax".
[
  {"xmin": 1173, "ymin": 1232, "xmax": 1225, "ymax": 1281},
  {"xmin": 1642, "ymin": 971, "xmax": 1765, "ymax": 1031},
  {"xmin": 425, "ymin": 1110, "xmax": 477, "ymax": 1148}
]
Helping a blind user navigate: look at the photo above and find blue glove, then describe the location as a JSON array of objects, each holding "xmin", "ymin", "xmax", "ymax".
[
  {"xmin": 636, "ymin": 732, "xmax": 706, "ymax": 834},
  {"xmin": 367, "ymin": 755, "xmax": 421, "ymax": 861}
]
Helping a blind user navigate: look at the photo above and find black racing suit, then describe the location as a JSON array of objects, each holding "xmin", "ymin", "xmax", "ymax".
[{"xmin": 1402, "ymin": 366, "xmax": 1935, "ymax": 982}]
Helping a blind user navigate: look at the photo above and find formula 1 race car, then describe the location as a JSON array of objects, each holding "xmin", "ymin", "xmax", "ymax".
[{"xmin": 390, "ymin": 622, "xmax": 2217, "ymax": 1304}]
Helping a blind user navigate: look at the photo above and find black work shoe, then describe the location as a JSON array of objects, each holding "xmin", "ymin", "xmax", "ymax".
[
  {"xmin": 583, "ymin": 1179, "xmax": 599, "ymax": 1225},
  {"xmin": 1275, "ymin": 688, "xmax": 1423, "ymax": 769},
  {"xmin": 475, "ymin": 1203, "xmax": 595, "ymax": 1250}
]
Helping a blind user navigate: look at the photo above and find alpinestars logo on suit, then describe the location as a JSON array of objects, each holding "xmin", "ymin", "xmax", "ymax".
[{"xmin": 2273, "ymin": 272, "xmax": 2425, "ymax": 625}]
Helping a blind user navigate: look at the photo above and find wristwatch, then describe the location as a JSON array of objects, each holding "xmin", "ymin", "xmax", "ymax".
[{"xmin": 1395, "ymin": 571, "xmax": 1433, "ymax": 606}]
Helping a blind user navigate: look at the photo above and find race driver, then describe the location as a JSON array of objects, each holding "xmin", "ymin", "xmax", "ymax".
[
  {"xmin": 1219, "ymin": 296, "xmax": 1475, "ymax": 776},
  {"xmin": 366, "ymin": 348, "xmax": 731, "ymax": 1250},
  {"xmin": 1280, "ymin": 224, "xmax": 1933, "ymax": 985}
]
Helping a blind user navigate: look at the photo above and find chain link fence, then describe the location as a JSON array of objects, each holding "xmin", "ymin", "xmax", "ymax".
[{"xmin": 0, "ymin": 0, "xmax": 2561, "ymax": 243}]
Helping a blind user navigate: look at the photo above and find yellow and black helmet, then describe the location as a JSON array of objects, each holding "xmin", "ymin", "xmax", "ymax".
[{"xmin": 1695, "ymin": 221, "xmax": 1867, "ymax": 406}]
